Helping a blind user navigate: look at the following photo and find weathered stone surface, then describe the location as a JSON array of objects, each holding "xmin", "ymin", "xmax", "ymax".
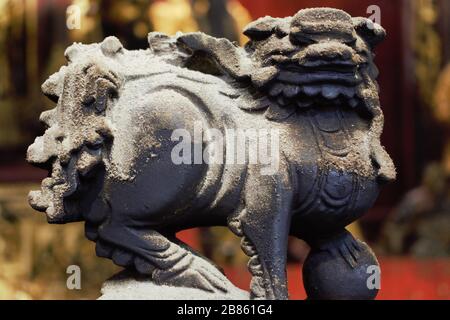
[
  {"xmin": 27, "ymin": 8, "xmax": 395, "ymax": 300},
  {"xmin": 99, "ymin": 269, "xmax": 249, "ymax": 300}
]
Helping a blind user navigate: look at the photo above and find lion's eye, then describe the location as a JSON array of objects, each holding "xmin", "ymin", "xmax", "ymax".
[
  {"xmin": 82, "ymin": 96, "xmax": 96, "ymax": 106},
  {"xmin": 289, "ymin": 34, "xmax": 315, "ymax": 46},
  {"xmin": 345, "ymin": 38, "xmax": 357, "ymax": 46},
  {"xmin": 90, "ymin": 142, "xmax": 102, "ymax": 150},
  {"xmin": 87, "ymin": 139, "xmax": 103, "ymax": 150}
]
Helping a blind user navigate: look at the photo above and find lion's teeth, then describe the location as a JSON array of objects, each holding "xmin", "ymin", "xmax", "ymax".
[
  {"xmin": 277, "ymin": 95, "xmax": 286, "ymax": 106},
  {"xmin": 283, "ymin": 85, "xmax": 299, "ymax": 98},
  {"xmin": 303, "ymin": 85, "xmax": 321, "ymax": 96},
  {"xmin": 321, "ymin": 85, "xmax": 340, "ymax": 99},
  {"xmin": 297, "ymin": 99, "xmax": 313, "ymax": 108},
  {"xmin": 271, "ymin": 83, "xmax": 358, "ymax": 108},
  {"xmin": 340, "ymin": 86, "xmax": 355, "ymax": 98},
  {"xmin": 269, "ymin": 83, "xmax": 283, "ymax": 97},
  {"xmin": 349, "ymin": 98, "xmax": 359, "ymax": 108}
]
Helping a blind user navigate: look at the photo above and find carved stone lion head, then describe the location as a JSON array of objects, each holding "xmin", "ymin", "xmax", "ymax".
[
  {"xmin": 242, "ymin": 8, "xmax": 386, "ymax": 115},
  {"xmin": 178, "ymin": 8, "xmax": 386, "ymax": 121}
]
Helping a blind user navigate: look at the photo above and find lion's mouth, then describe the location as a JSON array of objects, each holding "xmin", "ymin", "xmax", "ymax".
[{"xmin": 266, "ymin": 60, "xmax": 367, "ymax": 111}]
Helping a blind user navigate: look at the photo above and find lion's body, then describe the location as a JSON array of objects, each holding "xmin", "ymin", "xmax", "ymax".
[
  {"xmin": 88, "ymin": 66, "xmax": 380, "ymax": 239},
  {"xmin": 28, "ymin": 8, "xmax": 395, "ymax": 299}
]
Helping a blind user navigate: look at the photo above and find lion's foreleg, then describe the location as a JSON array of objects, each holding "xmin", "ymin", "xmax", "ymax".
[
  {"xmin": 231, "ymin": 165, "xmax": 293, "ymax": 300},
  {"xmin": 302, "ymin": 229, "xmax": 380, "ymax": 300},
  {"xmin": 96, "ymin": 223, "xmax": 231, "ymax": 293}
]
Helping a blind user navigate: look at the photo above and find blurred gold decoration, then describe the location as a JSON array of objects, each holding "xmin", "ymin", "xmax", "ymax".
[
  {"xmin": 193, "ymin": 0, "xmax": 209, "ymax": 16},
  {"xmin": 346, "ymin": 222, "xmax": 363, "ymax": 239},
  {"xmin": 444, "ymin": 143, "xmax": 450, "ymax": 174},
  {"xmin": 0, "ymin": 0, "xmax": 50, "ymax": 147},
  {"xmin": 133, "ymin": 21, "xmax": 149, "ymax": 38},
  {"xmin": 149, "ymin": 0, "xmax": 199, "ymax": 35},
  {"xmin": 380, "ymin": 163, "xmax": 450, "ymax": 257},
  {"xmin": 22, "ymin": 0, "xmax": 47, "ymax": 142},
  {"xmin": 434, "ymin": 64, "xmax": 450, "ymax": 124},
  {"xmin": 434, "ymin": 64, "xmax": 450, "ymax": 174},
  {"xmin": 0, "ymin": 184, "xmax": 120, "ymax": 299},
  {"xmin": 0, "ymin": 0, "xmax": 11, "ymax": 97},
  {"xmin": 200, "ymin": 227, "xmax": 248, "ymax": 266},
  {"xmin": 69, "ymin": 0, "xmax": 101, "ymax": 42},
  {"xmin": 149, "ymin": 0, "xmax": 251, "ymax": 45},
  {"xmin": 99, "ymin": 1, "xmax": 153, "ymax": 48},
  {"xmin": 226, "ymin": 0, "xmax": 252, "ymax": 45},
  {"xmin": 111, "ymin": 1, "xmax": 140, "ymax": 22},
  {"xmin": 0, "ymin": 0, "xmax": 26, "ymax": 147},
  {"xmin": 25, "ymin": 0, "xmax": 38, "ymax": 98},
  {"xmin": 413, "ymin": 0, "xmax": 442, "ymax": 107}
]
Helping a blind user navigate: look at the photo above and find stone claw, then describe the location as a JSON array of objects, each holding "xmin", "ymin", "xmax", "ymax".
[
  {"xmin": 152, "ymin": 252, "xmax": 229, "ymax": 293},
  {"xmin": 321, "ymin": 230, "xmax": 362, "ymax": 268}
]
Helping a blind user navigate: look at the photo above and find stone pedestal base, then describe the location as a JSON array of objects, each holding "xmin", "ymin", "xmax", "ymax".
[{"xmin": 98, "ymin": 269, "xmax": 250, "ymax": 300}]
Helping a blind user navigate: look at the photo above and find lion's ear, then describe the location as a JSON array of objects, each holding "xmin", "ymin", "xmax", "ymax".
[
  {"xmin": 243, "ymin": 16, "xmax": 291, "ymax": 41},
  {"xmin": 243, "ymin": 17, "xmax": 276, "ymax": 41},
  {"xmin": 352, "ymin": 17, "xmax": 386, "ymax": 49},
  {"xmin": 177, "ymin": 32, "xmax": 252, "ymax": 79}
]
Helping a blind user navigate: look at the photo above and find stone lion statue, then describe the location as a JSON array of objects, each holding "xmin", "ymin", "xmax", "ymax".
[{"xmin": 27, "ymin": 8, "xmax": 395, "ymax": 300}]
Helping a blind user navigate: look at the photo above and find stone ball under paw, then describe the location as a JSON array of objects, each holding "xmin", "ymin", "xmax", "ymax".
[{"xmin": 302, "ymin": 240, "xmax": 380, "ymax": 300}]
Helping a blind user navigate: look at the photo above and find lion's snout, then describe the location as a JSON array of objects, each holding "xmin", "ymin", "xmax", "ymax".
[
  {"xmin": 292, "ymin": 41, "xmax": 360, "ymax": 75},
  {"xmin": 295, "ymin": 42, "xmax": 355, "ymax": 63}
]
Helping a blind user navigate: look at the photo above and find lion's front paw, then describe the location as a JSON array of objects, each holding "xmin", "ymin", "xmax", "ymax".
[
  {"xmin": 152, "ymin": 253, "xmax": 229, "ymax": 293},
  {"xmin": 320, "ymin": 230, "xmax": 363, "ymax": 268},
  {"xmin": 303, "ymin": 236, "xmax": 380, "ymax": 300}
]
